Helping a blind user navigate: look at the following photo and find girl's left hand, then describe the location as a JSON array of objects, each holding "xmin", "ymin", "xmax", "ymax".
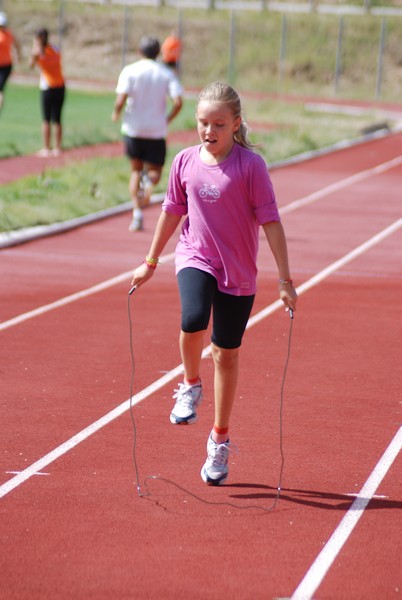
[
  {"xmin": 131, "ymin": 261, "xmax": 155, "ymax": 289},
  {"xmin": 279, "ymin": 282, "xmax": 298, "ymax": 312}
]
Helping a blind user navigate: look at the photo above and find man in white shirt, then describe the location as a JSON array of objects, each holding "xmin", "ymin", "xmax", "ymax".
[{"xmin": 112, "ymin": 36, "xmax": 183, "ymax": 231}]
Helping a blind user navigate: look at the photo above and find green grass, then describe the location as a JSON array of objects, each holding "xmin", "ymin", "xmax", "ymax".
[
  {"xmin": 0, "ymin": 86, "xmax": 118, "ymax": 157},
  {"xmin": 0, "ymin": 84, "xmax": 198, "ymax": 158},
  {"xmin": 0, "ymin": 86, "xmax": 394, "ymax": 232},
  {"xmin": 243, "ymin": 97, "xmax": 392, "ymax": 163},
  {"xmin": 0, "ymin": 157, "xmax": 128, "ymax": 231}
]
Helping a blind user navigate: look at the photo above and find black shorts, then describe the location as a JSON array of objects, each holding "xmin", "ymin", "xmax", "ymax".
[
  {"xmin": 123, "ymin": 136, "xmax": 166, "ymax": 166},
  {"xmin": 177, "ymin": 268, "xmax": 255, "ymax": 350},
  {"xmin": 0, "ymin": 64, "xmax": 12, "ymax": 92},
  {"xmin": 41, "ymin": 86, "xmax": 65, "ymax": 123}
]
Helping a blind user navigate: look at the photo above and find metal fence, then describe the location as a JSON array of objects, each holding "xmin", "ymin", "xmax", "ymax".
[{"xmin": 5, "ymin": 0, "xmax": 402, "ymax": 102}]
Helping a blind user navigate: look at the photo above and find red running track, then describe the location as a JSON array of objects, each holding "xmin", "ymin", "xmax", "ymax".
[{"xmin": 1, "ymin": 132, "xmax": 401, "ymax": 599}]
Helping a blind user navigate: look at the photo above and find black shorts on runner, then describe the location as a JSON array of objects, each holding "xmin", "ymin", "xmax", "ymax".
[
  {"xmin": 41, "ymin": 86, "xmax": 65, "ymax": 123},
  {"xmin": 177, "ymin": 267, "xmax": 255, "ymax": 350},
  {"xmin": 123, "ymin": 136, "xmax": 166, "ymax": 166},
  {"xmin": 0, "ymin": 64, "xmax": 12, "ymax": 92}
]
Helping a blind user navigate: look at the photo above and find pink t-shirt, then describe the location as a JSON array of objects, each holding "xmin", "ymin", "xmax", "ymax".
[{"xmin": 162, "ymin": 143, "xmax": 280, "ymax": 296}]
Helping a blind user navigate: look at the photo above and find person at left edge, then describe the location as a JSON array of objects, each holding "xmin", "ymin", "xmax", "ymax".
[{"xmin": 0, "ymin": 12, "xmax": 21, "ymax": 112}]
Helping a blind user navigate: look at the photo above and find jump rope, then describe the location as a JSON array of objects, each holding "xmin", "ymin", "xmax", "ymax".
[{"xmin": 127, "ymin": 284, "xmax": 294, "ymax": 513}]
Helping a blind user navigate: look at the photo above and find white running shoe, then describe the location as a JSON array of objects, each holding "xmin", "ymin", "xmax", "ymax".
[
  {"xmin": 138, "ymin": 171, "xmax": 153, "ymax": 207},
  {"xmin": 129, "ymin": 212, "xmax": 143, "ymax": 232},
  {"xmin": 169, "ymin": 382, "xmax": 203, "ymax": 424},
  {"xmin": 201, "ymin": 435, "xmax": 232, "ymax": 486},
  {"xmin": 37, "ymin": 148, "xmax": 51, "ymax": 157}
]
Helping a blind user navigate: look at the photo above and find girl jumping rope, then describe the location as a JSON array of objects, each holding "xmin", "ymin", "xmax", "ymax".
[{"xmin": 131, "ymin": 81, "xmax": 298, "ymax": 485}]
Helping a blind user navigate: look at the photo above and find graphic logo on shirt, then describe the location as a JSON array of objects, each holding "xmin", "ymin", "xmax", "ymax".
[{"xmin": 199, "ymin": 183, "xmax": 221, "ymax": 203}]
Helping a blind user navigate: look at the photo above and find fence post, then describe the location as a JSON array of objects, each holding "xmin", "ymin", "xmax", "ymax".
[
  {"xmin": 278, "ymin": 14, "xmax": 287, "ymax": 86},
  {"xmin": 58, "ymin": 0, "xmax": 65, "ymax": 50},
  {"xmin": 334, "ymin": 15, "xmax": 344, "ymax": 95},
  {"xmin": 375, "ymin": 17, "xmax": 386, "ymax": 100},
  {"xmin": 228, "ymin": 10, "xmax": 236, "ymax": 85},
  {"xmin": 177, "ymin": 8, "xmax": 183, "ymax": 79},
  {"xmin": 121, "ymin": 4, "xmax": 130, "ymax": 69}
]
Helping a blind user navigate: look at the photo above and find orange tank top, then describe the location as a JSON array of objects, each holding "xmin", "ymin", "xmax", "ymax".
[
  {"xmin": 37, "ymin": 45, "xmax": 65, "ymax": 88},
  {"xmin": 0, "ymin": 30, "xmax": 14, "ymax": 67}
]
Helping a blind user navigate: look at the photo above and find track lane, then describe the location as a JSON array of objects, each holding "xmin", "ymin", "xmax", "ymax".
[
  {"xmin": 2, "ymin": 265, "xmax": 400, "ymax": 599},
  {"xmin": 1, "ymin": 217, "xmax": 400, "ymax": 495},
  {"xmin": 1, "ymin": 133, "xmax": 401, "ymax": 599}
]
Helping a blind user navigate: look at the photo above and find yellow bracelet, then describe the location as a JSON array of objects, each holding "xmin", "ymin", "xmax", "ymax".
[
  {"xmin": 145, "ymin": 256, "xmax": 159, "ymax": 265},
  {"xmin": 143, "ymin": 260, "xmax": 157, "ymax": 270}
]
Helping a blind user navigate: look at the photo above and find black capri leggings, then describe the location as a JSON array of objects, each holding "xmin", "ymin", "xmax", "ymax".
[
  {"xmin": 41, "ymin": 86, "xmax": 65, "ymax": 123},
  {"xmin": 0, "ymin": 64, "xmax": 12, "ymax": 92},
  {"xmin": 177, "ymin": 267, "xmax": 255, "ymax": 350}
]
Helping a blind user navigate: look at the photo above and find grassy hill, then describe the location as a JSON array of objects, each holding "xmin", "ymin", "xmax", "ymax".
[{"xmin": 4, "ymin": 0, "xmax": 402, "ymax": 102}]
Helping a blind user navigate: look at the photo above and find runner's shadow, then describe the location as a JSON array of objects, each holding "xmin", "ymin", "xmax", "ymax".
[{"xmin": 226, "ymin": 483, "xmax": 402, "ymax": 511}]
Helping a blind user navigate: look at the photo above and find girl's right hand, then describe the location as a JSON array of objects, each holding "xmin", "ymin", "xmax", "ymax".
[{"xmin": 130, "ymin": 261, "xmax": 155, "ymax": 289}]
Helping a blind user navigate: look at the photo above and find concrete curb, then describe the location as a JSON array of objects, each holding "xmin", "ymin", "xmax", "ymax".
[
  {"xmin": 268, "ymin": 120, "xmax": 402, "ymax": 169},
  {"xmin": 0, "ymin": 194, "xmax": 164, "ymax": 249}
]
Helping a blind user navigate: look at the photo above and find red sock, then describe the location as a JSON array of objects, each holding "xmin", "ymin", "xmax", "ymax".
[
  {"xmin": 212, "ymin": 425, "xmax": 229, "ymax": 444},
  {"xmin": 184, "ymin": 376, "xmax": 201, "ymax": 386}
]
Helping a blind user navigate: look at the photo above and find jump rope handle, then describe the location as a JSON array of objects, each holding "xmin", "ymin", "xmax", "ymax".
[{"xmin": 289, "ymin": 308, "xmax": 294, "ymax": 319}]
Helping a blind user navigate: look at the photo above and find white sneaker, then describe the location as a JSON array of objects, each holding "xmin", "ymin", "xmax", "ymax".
[
  {"xmin": 169, "ymin": 382, "xmax": 203, "ymax": 424},
  {"xmin": 201, "ymin": 434, "xmax": 233, "ymax": 485},
  {"xmin": 138, "ymin": 171, "xmax": 153, "ymax": 207},
  {"xmin": 128, "ymin": 213, "xmax": 143, "ymax": 231},
  {"xmin": 37, "ymin": 148, "xmax": 51, "ymax": 157}
]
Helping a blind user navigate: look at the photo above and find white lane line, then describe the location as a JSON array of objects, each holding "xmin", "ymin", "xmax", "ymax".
[
  {"xmin": 280, "ymin": 154, "xmax": 402, "ymax": 215},
  {"xmin": 344, "ymin": 493, "xmax": 388, "ymax": 499},
  {"xmin": 0, "ymin": 364, "xmax": 184, "ymax": 499},
  {"xmin": 0, "ymin": 253, "xmax": 175, "ymax": 332},
  {"xmin": 0, "ymin": 271, "xmax": 132, "ymax": 331},
  {"xmin": 290, "ymin": 426, "xmax": 402, "ymax": 600},
  {"xmin": 2, "ymin": 155, "xmax": 401, "ymax": 332},
  {"xmin": 248, "ymin": 218, "xmax": 402, "ymax": 327},
  {"xmin": 6, "ymin": 471, "xmax": 50, "ymax": 476},
  {"xmin": 1, "ymin": 219, "xmax": 399, "ymax": 499},
  {"xmin": 294, "ymin": 218, "xmax": 402, "ymax": 295}
]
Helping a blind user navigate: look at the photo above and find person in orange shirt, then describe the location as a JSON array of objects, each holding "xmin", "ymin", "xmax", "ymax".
[
  {"xmin": 0, "ymin": 12, "xmax": 21, "ymax": 112},
  {"xmin": 29, "ymin": 28, "xmax": 66, "ymax": 157},
  {"xmin": 161, "ymin": 31, "xmax": 182, "ymax": 74}
]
